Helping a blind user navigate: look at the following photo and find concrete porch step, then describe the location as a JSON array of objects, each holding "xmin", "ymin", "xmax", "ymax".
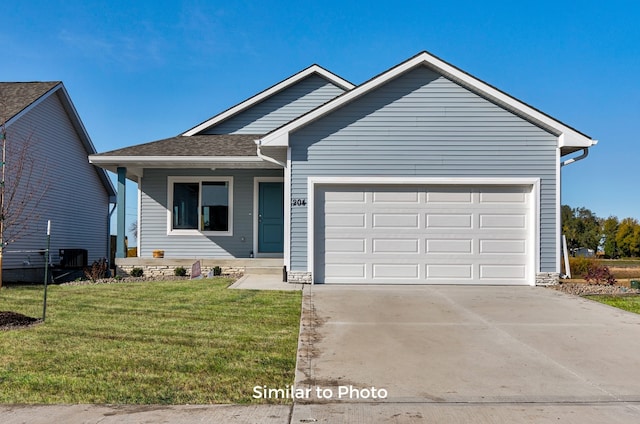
[{"xmin": 244, "ymin": 266, "xmax": 285, "ymax": 276}]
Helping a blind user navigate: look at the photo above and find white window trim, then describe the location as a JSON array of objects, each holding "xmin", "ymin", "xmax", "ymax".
[{"xmin": 167, "ymin": 176, "xmax": 234, "ymax": 236}]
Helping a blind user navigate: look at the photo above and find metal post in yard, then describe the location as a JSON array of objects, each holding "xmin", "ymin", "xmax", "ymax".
[{"xmin": 43, "ymin": 220, "xmax": 51, "ymax": 321}]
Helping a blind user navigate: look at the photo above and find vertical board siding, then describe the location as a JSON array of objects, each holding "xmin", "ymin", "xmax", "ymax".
[
  {"xmin": 289, "ymin": 66, "xmax": 558, "ymax": 273},
  {"xmin": 140, "ymin": 168, "xmax": 282, "ymax": 258},
  {"xmin": 204, "ymin": 75, "xmax": 345, "ymax": 134},
  {"xmin": 3, "ymin": 92, "xmax": 110, "ymax": 270}
]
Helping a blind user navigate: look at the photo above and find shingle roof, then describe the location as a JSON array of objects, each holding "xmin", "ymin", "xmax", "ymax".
[
  {"xmin": 0, "ymin": 82, "xmax": 60, "ymax": 124},
  {"xmin": 94, "ymin": 134, "xmax": 261, "ymax": 157}
]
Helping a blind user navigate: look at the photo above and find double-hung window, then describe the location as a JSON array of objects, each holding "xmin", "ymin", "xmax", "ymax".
[{"xmin": 168, "ymin": 177, "xmax": 233, "ymax": 236}]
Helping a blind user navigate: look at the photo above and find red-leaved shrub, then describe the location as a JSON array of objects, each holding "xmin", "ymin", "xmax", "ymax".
[{"xmin": 583, "ymin": 264, "xmax": 616, "ymax": 285}]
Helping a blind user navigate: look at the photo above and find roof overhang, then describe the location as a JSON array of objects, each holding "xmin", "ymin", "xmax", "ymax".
[
  {"xmin": 88, "ymin": 155, "xmax": 281, "ymax": 180},
  {"xmin": 259, "ymin": 51, "xmax": 597, "ymax": 152}
]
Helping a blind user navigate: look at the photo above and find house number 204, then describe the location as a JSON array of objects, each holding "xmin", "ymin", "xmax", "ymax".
[{"xmin": 291, "ymin": 198, "xmax": 307, "ymax": 206}]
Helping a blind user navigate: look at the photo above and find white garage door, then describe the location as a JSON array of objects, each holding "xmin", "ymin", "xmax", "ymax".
[{"xmin": 314, "ymin": 185, "xmax": 533, "ymax": 285}]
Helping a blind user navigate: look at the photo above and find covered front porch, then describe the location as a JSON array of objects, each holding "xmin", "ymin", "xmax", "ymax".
[{"xmin": 88, "ymin": 134, "xmax": 287, "ymax": 266}]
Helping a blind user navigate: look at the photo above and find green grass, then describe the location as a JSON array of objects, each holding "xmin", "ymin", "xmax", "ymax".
[
  {"xmin": 587, "ymin": 295, "xmax": 640, "ymax": 315},
  {"xmin": 0, "ymin": 279, "xmax": 302, "ymax": 404}
]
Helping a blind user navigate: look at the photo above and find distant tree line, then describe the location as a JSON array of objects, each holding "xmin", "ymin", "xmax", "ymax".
[{"xmin": 562, "ymin": 205, "xmax": 640, "ymax": 258}]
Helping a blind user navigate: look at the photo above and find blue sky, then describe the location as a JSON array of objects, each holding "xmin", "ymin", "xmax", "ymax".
[{"xmin": 2, "ymin": 0, "xmax": 639, "ymax": 241}]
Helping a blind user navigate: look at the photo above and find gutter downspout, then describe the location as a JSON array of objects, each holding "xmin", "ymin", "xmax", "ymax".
[
  {"xmin": 256, "ymin": 140, "xmax": 286, "ymax": 168},
  {"xmin": 560, "ymin": 147, "xmax": 590, "ymax": 167}
]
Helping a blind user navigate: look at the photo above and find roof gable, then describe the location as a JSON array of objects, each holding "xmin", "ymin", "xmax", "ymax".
[
  {"xmin": 183, "ymin": 64, "xmax": 354, "ymax": 136},
  {"xmin": 258, "ymin": 51, "xmax": 596, "ymax": 152}
]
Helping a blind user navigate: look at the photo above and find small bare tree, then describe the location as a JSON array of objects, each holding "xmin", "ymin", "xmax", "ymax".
[{"xmin": 0, "ymin": 122, "xmax": 48, "ymax": 287}]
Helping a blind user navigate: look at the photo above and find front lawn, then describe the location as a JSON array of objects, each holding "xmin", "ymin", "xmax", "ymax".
[
  {"xmin": 586, "ymin": 295, "xmax": 640, "ymax": 315},
  {"xmin": 0, "ymin": 279, "xmax": 301, "ymax": 404}
]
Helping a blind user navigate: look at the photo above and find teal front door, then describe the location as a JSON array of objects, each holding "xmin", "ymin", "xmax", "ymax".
[{"xmin": 258, "ymin": 182, "xmax": 284, "ymax": 253}]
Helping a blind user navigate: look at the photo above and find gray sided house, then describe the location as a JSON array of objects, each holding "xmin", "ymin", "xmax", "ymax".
[
  {"xmin": 0, "ymin": 82, "xmax": 116, "ymax": 282},
  {"xmin": 90, "ymin": 52, "xmax": 596, "ymax": 285}
]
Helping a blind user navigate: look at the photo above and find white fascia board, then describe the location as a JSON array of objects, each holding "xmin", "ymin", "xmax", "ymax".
[
  {"xmin": 89, "ymin": 155, "xmax": 264, "ymax": 165},
  {"xmin": 260, "ymin": 52, "xmax": 596, "ymax": 149},
  {"xmin": 558, "ymin": 133, "xmax": 597, "ymax": 149},
  {"xmin": 183, "ymin": 65, "xmax": 354, "ymax": 137}
]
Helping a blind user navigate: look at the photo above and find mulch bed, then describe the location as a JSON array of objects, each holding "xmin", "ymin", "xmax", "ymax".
[
  {"xmin": 550, "ymin": 283, "xmax": 640, "ymax": 296},
  {"xmin": 0, "ymin": 311, "xmax": 42, "ymax": 330}
]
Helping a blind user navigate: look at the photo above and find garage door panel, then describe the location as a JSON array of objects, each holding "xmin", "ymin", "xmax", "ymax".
[
  {"xmin": 426, "ymin": 188, "xmax": 473, "ymax": 204},
  {"xmin": 324, "ymin": 190, "xmax": 366, "ymax": 203},
  {"xmin": 479, "ymin": 190, "xmax": 527, "ymax": 203},
  {"xmin": 373, "ymin": 213, "xmax": 419, "ymax": 228},
  {"xmin": 426, "ymin": 214, "xmax": 473, "ymax": 229},
  {"xmin": 427, "ymin": 264, "xmax": 473, "ymax": 279},
  {"xmin": 325, "ymin": 213, "xmax": 366, "ymax": 228},
  {"xmin": 315, "ymin": 184, "xmax": 532, "ymax": 285},
  {"xmin": 426, "ymin": 239, "xmax": 473, "ymax": 254},
  {"xmin": 325, "ymin": 238, "xmax": 366, "ymax": 253},
  {"xmin": 480, "ymin": 265, "xmax": 527, "ymax": 279},
  {"xmin": 373, "ymin": 238, "xmax": 419, "ymax": 254},
  {"xmin": 479, "ymin": 214, "xmax": 527, "ymax": 229},
  {"xmin": 480, "ymin": 239, "xmax": 526, "ymax": 254},
  {"xmin": 373, "ymin": 191, "xmax": 420, "ymax": 203},
  {"xmin": 373, "ymin": 264, "xmax": 419, "ymax": 279},
  {"xmin": 325, "ymin": 263, "xmax": 365, "ymax": 279}
]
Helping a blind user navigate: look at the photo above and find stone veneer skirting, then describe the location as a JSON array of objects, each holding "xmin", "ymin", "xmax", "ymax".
[
  {"xmin": 116, "ymin": 264, "xmax": 243, "ymax": 278},
  {"xmin": 114, "ymin": 258, "xmax": 283, "ymax": 279},
  {"xmin": 536, "ymin": 272, "xmax": 560, "ymax": 286},
  {"xmin": 287, "ymin": 271, "xmax": 312, "ymax": 284}
]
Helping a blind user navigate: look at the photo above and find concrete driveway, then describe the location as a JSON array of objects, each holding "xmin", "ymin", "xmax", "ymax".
[{"xmin": 293, "ymin": 285, "xmax": 640, "ymax": 422}]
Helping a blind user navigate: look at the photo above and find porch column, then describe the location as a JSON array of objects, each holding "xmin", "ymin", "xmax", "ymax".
[{"xmin": 116, "ymin": 167, "xmax": 127, "ymax": 258}]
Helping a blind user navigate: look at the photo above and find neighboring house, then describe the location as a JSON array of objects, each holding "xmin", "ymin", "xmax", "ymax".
[
  {"xmin": 90, "ymin": 51, "xmax": 596, "ymax": 286},
  {"xmin": 573, "ymin": 248, "xmax": 596, "ymax": 258},
  {"xmin": 0, "ymin": 82, "xmax": 116, "ymax": 282}
]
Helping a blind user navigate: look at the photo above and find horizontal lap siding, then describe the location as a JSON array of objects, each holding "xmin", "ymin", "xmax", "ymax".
[
  {"xmin": 140, "ymin": 168, "xmax": 282, "ymax": 258},
  {"xmin": 205, "ymin": 75, "xmax": 346, "ymax": 134},
  {"xmin": 290, "ymin": 66, "xmax": 558, "ymax": 273},
  {"xmin": 4, "ymin": 93, "xmax": 110, "ymax": 268}
]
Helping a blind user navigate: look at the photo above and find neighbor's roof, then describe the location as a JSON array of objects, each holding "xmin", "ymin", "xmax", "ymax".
[
  {"xmin": 0, "ymin": 82, "xmax": 60, "ymax": 124},
  {"xmin": 0, "ymin": 81, "xmax": 116, "ymax": 198}
]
